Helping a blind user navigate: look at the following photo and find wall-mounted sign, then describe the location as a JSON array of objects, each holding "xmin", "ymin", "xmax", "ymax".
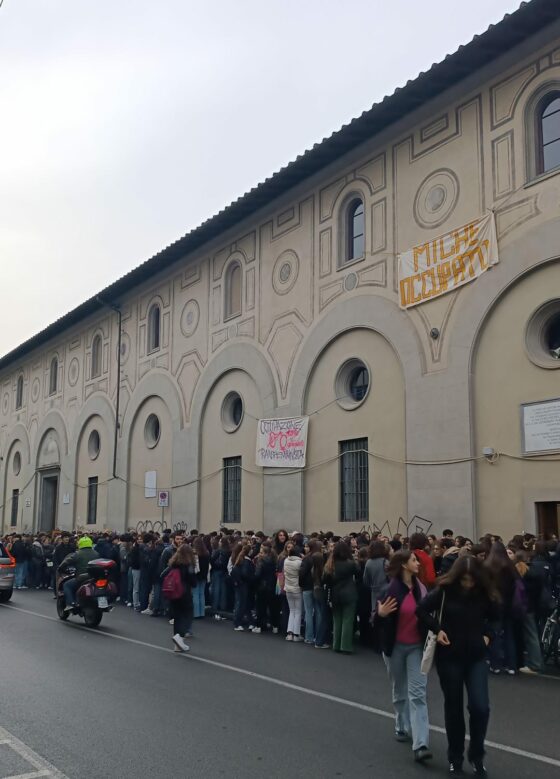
[
  {"xmin": 522, "ymin": 398, "xmax": 560, "ymax": 455},
  {"xmin": 144, "ymin": 471, "xmax": 157, "ymax": 498},
  {"xmin": 158, "ymin": 490, "xmax": 169, "ymax": 508},
  {"xmin": 63, "ymin": 493, "xmax": 70, "ymax": 505},
  {"xmin": 25, "ymin": 498, "xmax": 31, "ymax": 508},
  {"xmin": 398, "ymin": 213, "xmax": 498, "ymax": 309},
  {"xmin": 256, "ymin": 417, "xmax": 309, "ymax": 468}
]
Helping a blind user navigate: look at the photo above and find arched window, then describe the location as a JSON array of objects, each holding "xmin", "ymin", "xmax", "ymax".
[
  {"xmin": 49, "ymin": 357, "xmax": 58, "ymax": 395},
  {"xmin": 147, "ymin": 304, "xmax": 161, "ymax": 352},
  {"xmin": 91, "ymin": 334, "xmax": 102, "ymax": 378},
  {"xmin": 225, "ymin": 262, "xmax": 242, "ymax": 319},
  {"xmin": 538, "ymin": 93, "xmax": 560, "ymax": 175},
  {"xmin": 15, "ymin": 375, "xmax": 23, "ymax": 410},
  {"xmin": 346, "ymin": 199, "xmax": 365, "ymax": 263}
]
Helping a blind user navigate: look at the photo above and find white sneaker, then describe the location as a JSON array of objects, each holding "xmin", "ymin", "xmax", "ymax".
[
  {"xmin": 172, "ymin": 634, "xmax": 190, "ymax": 652},
  {"xmin": 141, "ymin": 608, "xmax": 153, "ymax": 616},
  {"xmin": 248, "ymin": 625, "xmax": 255, "ymax": 631},
  {"xmin": 214, "ymin": 614, "xmax": 222, "ymax": 621},
  {"xmin": 272, "ymin": 627, "xmax": 279, "ymax": 634},
  {"xmin": 169, "ymin": 619, "xmax": 174, "ymax": 625},
  {"xmin": 286, "ymin": 633, "xmax": 293, "ymax": 641},
  {"xmin": 252, "ymin": 627, "xmax": 262, "ymax": 634},
  {"xmin": 234, "ymin": 626, "xmax": 245, "ymax": 631},
  {"xmin": 293, "ymin": 635, "xmax": 303, "ymax": 642}
]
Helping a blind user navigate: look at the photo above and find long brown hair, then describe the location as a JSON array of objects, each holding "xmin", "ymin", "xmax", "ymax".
[
  {"xmin": 234, "ymin": 543, "xmax": 251, "ymax": 567},
  {"xmin": 438, "ymin": 554, "xmax": 499, "ymax": 601},
  {"xmin": 386, "ymin": 550, "xmax": 414, "ymax": 580},
  {"xmin": 170, "ymin": 544, "xmax": 194, "ymax": 567}
]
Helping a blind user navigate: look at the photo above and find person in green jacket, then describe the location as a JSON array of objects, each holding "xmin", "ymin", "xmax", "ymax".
[
  {"xmin": 59, "ymin": 536, "xmax": 99, "ymax": 611},
  {"xmin": 323, "ymin": 541, "xmax": 359, "ymax": 653}
]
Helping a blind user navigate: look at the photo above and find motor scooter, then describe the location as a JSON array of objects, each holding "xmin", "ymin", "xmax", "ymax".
[{"xmin": 56, "ymin": 558, "xmax": 118, "ymax": 627}]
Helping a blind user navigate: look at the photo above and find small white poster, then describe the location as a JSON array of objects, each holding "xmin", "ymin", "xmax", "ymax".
[
  {"xmin": 256, "ymin": 417, "xmax": 309, "ymax": 468},
  {"xmin": 144, "ymin": 471, "xmax": 157, "ymax": 498},
  {"xmin": 522, "ymin": 398, "xmax": 560, "ymax": 455}
]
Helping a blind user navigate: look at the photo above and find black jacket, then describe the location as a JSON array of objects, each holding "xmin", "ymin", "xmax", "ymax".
[
  {"xmin": 10, "ymin": 539, "xmax": 29, "ymax": 563},
  {"xmin": 254, "ymin": 556, "xmax": 277, "ymax": 592},
  {"xmin": 231, "ymin": 558, "xmax": 254, "ymax": 587},
  {"xmin": 298, "ymin": 556, "xmax": 314, "ymax": 591},
  {"xmin": 322, "ymin": 560, "xmax": 359, "ymax": 607},
  {"xmin": 54, "ymin": 542, "xmax": 75, "ymax": 566},
  {"xmin": 377, "ymin": 577, "xmax": 427, "ymax": 657},
  {"xmin": 416, "ymin": 585, "xmax": 498, "ymax": 664},
  {"xmin": 210, "ymin": 549, "xmax": 229, "ymax": 573},
  {"xmin": 160, "ymin": 563, "xmax": 197, "ymax": 603},
  {"xmin": 195, "ymin": 554, "xmax": 210, "ymax": 582}
]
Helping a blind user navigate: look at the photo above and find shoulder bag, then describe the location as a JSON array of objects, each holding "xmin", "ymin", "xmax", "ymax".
[{"xmin": 421, "ymin": 590, "xmax": 445, "ymax": 675}]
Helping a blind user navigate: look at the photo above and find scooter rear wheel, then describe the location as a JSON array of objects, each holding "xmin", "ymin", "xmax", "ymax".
[
  {"xmin": 83, "ymin": 608, "xmax": 102, "ymax": 628},
  {"xmin": 56, "ymin": 597, "xmax": 69, "ymax": 621}
]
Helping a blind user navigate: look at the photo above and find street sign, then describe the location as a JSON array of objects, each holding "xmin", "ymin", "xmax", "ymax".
[{"xmin": 158, "ymin": 490, "xmax": 169, "ymax": 508}]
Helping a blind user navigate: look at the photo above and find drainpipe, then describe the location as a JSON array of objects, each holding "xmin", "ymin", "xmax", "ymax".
[{"xmin": 96, "ymin": 298, "xmax": 122, "ymax": 479}]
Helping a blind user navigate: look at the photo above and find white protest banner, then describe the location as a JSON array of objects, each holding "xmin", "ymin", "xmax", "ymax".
[
  {"xmin": 256, "ymin": 417, "xmax": 309, "ymax": 468},
  {"xmin": 398, "ymin": 212, "xmax": 498, "ymax": 309}
]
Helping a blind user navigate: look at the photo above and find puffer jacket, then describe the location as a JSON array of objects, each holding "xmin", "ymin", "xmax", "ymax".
[{"xmin": 283, "ymin": 556, "xmax": 302, "ymax": 594}]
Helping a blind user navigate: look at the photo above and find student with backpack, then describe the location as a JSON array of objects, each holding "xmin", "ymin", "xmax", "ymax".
[{"xmin": 161, "ymin": 544, "xmax": 197, "ymax": 652}]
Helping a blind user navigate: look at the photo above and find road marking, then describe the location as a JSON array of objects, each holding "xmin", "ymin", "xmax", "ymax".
[
  {"xmin": 0, "ymin": 725, "xmax": 69, "ymax": 779},
  {"xmin": 3, "ymin": 603, "xmax": 560, "ymax": 770}
]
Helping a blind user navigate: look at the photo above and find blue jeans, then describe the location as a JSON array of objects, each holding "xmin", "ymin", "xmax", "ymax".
[
  {"xmin": 488, "ymin": 616, "xmax": 517, "ymax": 671},
  {"xmin": 150, "ymin": 582, "xmax": 162, "ymax": 613},
  {"xmin": 437, "ymin": 658, "xmax": 489, "ymax": 763},
  {"xmin": 211, "ymin": 570, "xmax": 226, "ymax": 613},
  {"xmin": 523, "ymin": 612, "xmax": 544, "ymax": 672},
  {"xmin": 193, "ymin": 580, "xmax": 206, "ymax": 618},
  {"xmin": 302, "ymin": 590, "xmax": 315, "ymax": 643},
  {"xmin": 130, "ymin": 569, "xmax": 141, "ymax": 610},
  {"xmin": 15, "ymin": 562, "xmax": 27, "ymax": 588},
  {"xmin": 313, "ymin": 593, "xmax": 331, "ymax": 646},
  {"xmin": 384, "ymin": 643, "xmax": 430, "ymax": 751},
  {"xmin": 63, "ymin": 578, "xmax": 79, "ymax": 607}
]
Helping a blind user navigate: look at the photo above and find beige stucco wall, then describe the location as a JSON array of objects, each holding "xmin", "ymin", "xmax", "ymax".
[
  {"xmin": 199, "ymin": 369, "xmax": 264, "ymax": 533},
  {"xmin": 0, "ymin": 20, "xmax": 560, "ymax": 537},
  {"xmin": 74, "ymin": 413, "xmax": 110, "ymax": 530},
  {"xmin": 303, "ymin": 329, "xmax": 406, "ymax": 533},
  {"xmin": 473, "ymin": 259, "xmax": 560, "ymax": 539},
  {"xmin": 126, "ymin": 396, "xmax": 173, "ymax": 529}
]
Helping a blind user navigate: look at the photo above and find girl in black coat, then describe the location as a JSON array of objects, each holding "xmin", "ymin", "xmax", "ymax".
[
  {"xmin": 416, "ymin": 555, "xmax": 499, "ymax": 775},
  {"xmin": 161, "ymin": 544, "xmax": 197, "ymax": 652}
]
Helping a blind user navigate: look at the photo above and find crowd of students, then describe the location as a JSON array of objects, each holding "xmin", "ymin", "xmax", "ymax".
[{"xmin": 2, "ymin": 525, "xmax": 559, "ymax": 774}]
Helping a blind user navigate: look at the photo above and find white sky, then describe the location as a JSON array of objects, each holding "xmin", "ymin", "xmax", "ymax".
[{"xmin": 0, "ymin": 0, "xmax": 522, "ymax": 357}]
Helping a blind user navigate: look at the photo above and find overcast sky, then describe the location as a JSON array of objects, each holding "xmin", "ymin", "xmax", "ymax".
[{"xmin": 0, "ymin": 0, "xmax": 521, "ymax": 357}]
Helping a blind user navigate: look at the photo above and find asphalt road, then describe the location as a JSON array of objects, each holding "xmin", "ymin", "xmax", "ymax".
[{"xmin": 1, "ymin": 590, "xmax": 559, "ymax": 779}]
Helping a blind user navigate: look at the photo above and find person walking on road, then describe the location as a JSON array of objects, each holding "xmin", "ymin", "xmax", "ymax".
[
  {"xmin": 416, "ymin": 555, "xmax": 499, "ymax": 775},
  {"xmin": 376, "ymin": 550, "xmax": 432, "ymax": 765},
  {"xmin": 161, "ymin": 543, "xmax": 197, "ymax": 653}
]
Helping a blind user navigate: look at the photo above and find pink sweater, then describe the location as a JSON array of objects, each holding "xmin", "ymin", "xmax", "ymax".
[{"xmin": 396, "ymin": 590, "xmax": 422, "ymax": 645}]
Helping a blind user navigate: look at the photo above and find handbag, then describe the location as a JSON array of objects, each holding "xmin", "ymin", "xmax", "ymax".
[{"xmin": 421, "ymin": 591, "xmax": 445, "ymax": 675}]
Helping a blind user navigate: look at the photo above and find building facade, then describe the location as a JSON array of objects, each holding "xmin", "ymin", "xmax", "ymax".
[{"xmin": 1, "ymin": 1, "xmax": 560, "ymax": 541}]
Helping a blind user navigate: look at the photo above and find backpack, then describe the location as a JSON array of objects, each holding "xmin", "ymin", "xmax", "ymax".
[{"xmin": 162, "ymin": 567, "xmax": 185, "ymax": 601}]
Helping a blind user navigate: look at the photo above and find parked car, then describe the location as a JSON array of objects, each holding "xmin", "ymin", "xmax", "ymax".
[{"xmin": 0, "ymin": 541, "xmax": 15, "ymax": 602}]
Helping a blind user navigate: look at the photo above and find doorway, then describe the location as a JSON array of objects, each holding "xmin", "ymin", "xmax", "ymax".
[
  {"xmin": 39, "ymin": 472, "xmax": 59, "ymax": 532},
  {"xmin": 535, "ymin": 502, "xmax": 560, "ymax": 538}
]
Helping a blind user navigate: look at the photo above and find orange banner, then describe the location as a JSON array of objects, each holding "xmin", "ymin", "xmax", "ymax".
[{"xmin": 398, "ymin": 213, "xmax": 498, "ymax": 309}]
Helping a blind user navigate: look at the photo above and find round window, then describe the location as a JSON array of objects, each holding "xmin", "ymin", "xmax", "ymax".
[
  {"xmin": 221, "ymin": 392, "xmax": 244, "ymax": 433},
  {"xmin": 144, "ymin": 414, "xmax": 161, "ymax": 448},
  {"xmin": 335, "ymin": 359, "xmax": 371, "ymax": 410},
  {"xmin": 13, "ymin": 451, "xmax": 21, "ymax": 476},
  {"xmin": 525, "ymin": 300, "xmax": 560, "ymax": 368},
  {"xmin": 88, "ymin": 430, "xmax": 100, "ymax": 460}
]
